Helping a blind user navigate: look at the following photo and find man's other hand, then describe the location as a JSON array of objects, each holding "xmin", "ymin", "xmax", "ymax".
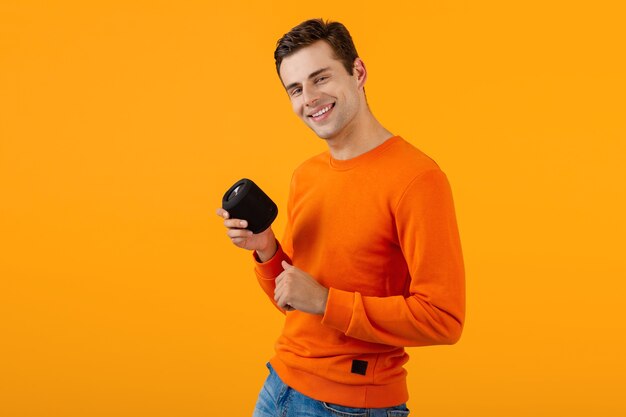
[{"xmin": 274, "ymin": 261, "xmax": 329, "ymax": 315}]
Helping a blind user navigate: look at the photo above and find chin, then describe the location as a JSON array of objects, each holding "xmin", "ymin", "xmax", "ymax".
[
  {"xmin": 308, "ymin": 124, "xmax": 336, "ymax": 140},
  {"xmin": 315, "ymin": 131, "xmax": 334, "ymax": 140}
]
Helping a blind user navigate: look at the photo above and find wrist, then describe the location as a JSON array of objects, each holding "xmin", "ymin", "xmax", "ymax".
[{"xmin": 256, "ymin": 238, "xmax": 278, "ymax": 263}]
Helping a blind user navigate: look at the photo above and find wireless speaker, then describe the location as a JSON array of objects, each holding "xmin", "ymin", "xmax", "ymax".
[{"xmin": 222, "ymin": 178, "xmax": 278, "ymax": 234}]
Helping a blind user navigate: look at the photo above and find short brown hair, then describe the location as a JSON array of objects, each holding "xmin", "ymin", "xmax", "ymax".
[{"xmin": 274, "ymin": 19, "xmax": 359, "ymax": 77}]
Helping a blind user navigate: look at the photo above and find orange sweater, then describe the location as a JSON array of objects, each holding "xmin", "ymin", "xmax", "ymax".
[{"xmin": 253, "ymin": 136, "xmax": 465, "ymax": 408}]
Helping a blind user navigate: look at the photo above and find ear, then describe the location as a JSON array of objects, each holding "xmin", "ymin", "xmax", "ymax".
[{"xmin": 353, "ymin": 57, "xmax": 367, "ymax": 89}]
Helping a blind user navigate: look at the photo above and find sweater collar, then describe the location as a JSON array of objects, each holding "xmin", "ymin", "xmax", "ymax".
[{"xmin": 328, "ymin": 136, "xmax": 401, "ymax": 170}]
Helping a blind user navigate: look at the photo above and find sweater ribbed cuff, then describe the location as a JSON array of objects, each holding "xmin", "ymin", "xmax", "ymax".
[
  {"xmin": 321, "ymin": 288, "xmax": 354, "ymax": 333},
  {"xmin": 253, "ymin": 240, "xmax": 286, "ymax": 280}
]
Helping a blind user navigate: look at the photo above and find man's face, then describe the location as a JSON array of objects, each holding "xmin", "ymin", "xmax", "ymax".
[{"xmin": 279, "ymin": 41, "xmax": 365, "ymax": 140}]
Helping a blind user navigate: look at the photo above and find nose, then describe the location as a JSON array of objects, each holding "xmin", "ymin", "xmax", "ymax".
[{"xmin": 302, "ymin": 85, "xmax": 320, "ymax": 107}]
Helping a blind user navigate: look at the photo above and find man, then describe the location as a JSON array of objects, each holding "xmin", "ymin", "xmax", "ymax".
[{"xmin": 216, "ymin": 18, "xmax": 465, "ymax": 417}]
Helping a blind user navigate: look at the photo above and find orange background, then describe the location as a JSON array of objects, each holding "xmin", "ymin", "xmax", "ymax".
[{"xmin": 1, "ymin": 1, "xmax": 625, "ymax": 416}]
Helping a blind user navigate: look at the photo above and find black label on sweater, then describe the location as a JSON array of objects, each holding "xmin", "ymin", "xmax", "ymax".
[{"xmin": 351, "ymin": 360, "xmax": 368, "ymax": 376}]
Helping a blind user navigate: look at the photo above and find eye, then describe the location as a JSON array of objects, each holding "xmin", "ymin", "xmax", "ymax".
[
  {"xmin": 290, "ymin": 87, "xmax": 302, "ymax": 97},
  {"xmin": 315, "ymin": 76, "xmax": 328, "ymax": 83}
]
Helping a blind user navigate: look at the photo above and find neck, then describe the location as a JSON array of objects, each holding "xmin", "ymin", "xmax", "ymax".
[{"xmin": 326, "ymin": 109, "xmax": 394, "ymax": 160}]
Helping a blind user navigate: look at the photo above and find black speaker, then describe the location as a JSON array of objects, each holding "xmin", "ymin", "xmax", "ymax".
[{"xmin": 222, "ymin": 178, "xmax": 278, "ymax": 234}]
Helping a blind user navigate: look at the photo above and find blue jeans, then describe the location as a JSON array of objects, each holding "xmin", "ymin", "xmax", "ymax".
[{"xmin": 252, "ymin": 363, "xmax": 410, "ymax": 417}]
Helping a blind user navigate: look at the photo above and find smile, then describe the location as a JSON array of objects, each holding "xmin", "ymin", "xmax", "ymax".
[{"xmin": 308, "ymin": 103, "xmax": 335, "ymax": 121}]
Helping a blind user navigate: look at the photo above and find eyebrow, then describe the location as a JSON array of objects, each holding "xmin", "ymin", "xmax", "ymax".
[{"xmin": 284, "ymin": 67, "xmax": 331, "ymax": 92}]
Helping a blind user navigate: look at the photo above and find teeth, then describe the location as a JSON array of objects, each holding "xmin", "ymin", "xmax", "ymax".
[{"xmin": 312, "ymin": 104, "xmax": 332, "ymax": 117}]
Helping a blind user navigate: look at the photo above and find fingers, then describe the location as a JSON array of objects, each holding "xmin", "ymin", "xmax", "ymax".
[
  {"xmin": 275, "ymin": 290, "xmax": 292, "ymax": 311},
  {"xmin": 225, "ymin": 219, "xmax": 248, "ymax": 229},
  {"xmin": 217, "ymin": 208, "xmax": 261, "ymax": 251},
  {"xmin": 227, "ymin": 227, "xmax": 253, "ymax": 249},
  {"xmin": 216, "ymin": 208, "xmax": 229, "ymax": 219},
  {"xmin": 216, "ymin": 208, "xmax": 250, "ymax": 230},
  {"xmin": 275, "ymin": 292, "xmax": 295, "ymax": 311},
  {"xmin": 227, "ymin": 228, "xmax": 253, "ymax": 239},
  {"xmin": 274, "ymin": 272, "xmax": 286, "ymax": 305},
  {"xmin": 230, "ymin": 236, "xmax": 249, "ymax": 249},
  {"xmin": 274, "ymin": 271, "xmax": 296, "ymax": 311}
]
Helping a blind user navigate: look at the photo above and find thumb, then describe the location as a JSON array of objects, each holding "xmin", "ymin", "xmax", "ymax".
[{"xmin": 281, "ymin": 260, "xmax": 292, "ymax": 270}]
